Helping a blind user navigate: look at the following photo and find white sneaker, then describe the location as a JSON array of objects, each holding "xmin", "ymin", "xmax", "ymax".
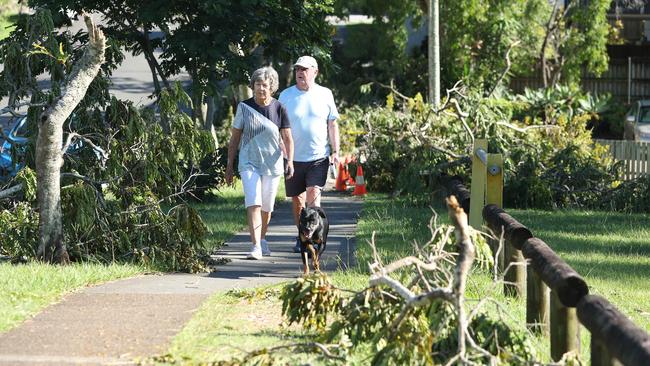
[
  {"xmin": 246, "ymin": 244, "xmax": 263, "ymax": 260},
  {"xmin": 260, "ymin": 239, "xmax": 271, "ymax": 256}
]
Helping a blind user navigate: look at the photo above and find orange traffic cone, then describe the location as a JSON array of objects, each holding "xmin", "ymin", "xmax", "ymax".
[
  {"xmin": 335, "ymin": 162, "xmax": 348, "ymax": 191},
  {"xmin": 345, "ymin": 156, "xmax": 356, "ymax": 186},
  {"xmin": 352, "ymin": 165, "xmax": 367, "ymax": 196}
]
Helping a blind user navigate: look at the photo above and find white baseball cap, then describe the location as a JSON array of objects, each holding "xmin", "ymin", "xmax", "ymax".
[{"xmin": 294, "ymin": 55, "xmax": 318, "ymax": 70}]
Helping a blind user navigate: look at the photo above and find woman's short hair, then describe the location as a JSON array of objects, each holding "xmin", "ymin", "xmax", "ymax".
[{"xmin": 249, "ymin": 66, "xmax": 279, "ymax": 93}]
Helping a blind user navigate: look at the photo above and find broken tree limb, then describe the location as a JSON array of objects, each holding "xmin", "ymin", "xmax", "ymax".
[{"xmin": 0, "ymin": 183, "xmax": 24, "ymax": 200}]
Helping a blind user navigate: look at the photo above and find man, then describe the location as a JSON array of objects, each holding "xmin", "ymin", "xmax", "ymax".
[{"xmin": 279, "ymin": 55, "xmax": 340, "ymax": 252}]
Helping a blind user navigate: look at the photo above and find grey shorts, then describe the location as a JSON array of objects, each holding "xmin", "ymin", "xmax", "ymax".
[{"xmin": 285, "ymin": 158, "xmax": 329, "ymax": 197}]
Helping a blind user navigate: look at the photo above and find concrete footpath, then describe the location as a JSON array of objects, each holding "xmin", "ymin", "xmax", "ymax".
[{"xmin": 0, "ymin": 188, "xmax": 363, "ymax": 366}]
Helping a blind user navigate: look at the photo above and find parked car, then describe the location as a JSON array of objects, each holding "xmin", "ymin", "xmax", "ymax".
[
  {"xmin": 623, "ymin": 100, "xmax": 650, "ymax": 141},
  {"xmin": 0, "ymin": 116, "xmax": 29, "ymax": 179},
  {"xmin": 0, "ymin": 114, "xmax": 98, "ymax": 181}
]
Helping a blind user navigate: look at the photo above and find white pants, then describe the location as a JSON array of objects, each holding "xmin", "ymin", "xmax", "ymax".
[{"xmin": 241, "ymin": 170, "xmax": 281, "ymax": 212}]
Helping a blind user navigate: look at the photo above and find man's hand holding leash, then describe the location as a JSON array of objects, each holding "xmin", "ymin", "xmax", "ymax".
[
  {"xmin": 285, "ymin": 160, "xmax": 294, "ymax": 179},
  {"xmin": 330, "ymin": 151, "xmax": 339, "ymax": 168}
]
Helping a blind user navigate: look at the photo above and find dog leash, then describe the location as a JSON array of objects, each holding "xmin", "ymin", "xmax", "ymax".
[{"xmin": 305, "ymin": 186, "xmax": 324, "ymax": 208}]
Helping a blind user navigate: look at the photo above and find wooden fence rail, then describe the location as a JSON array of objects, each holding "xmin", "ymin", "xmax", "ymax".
[
  {"xmin": 594, "ymin": 139, "xmax": 650, "ymax": 180},
  {"xmin": 445, "ymin": 180, "xmax": 650, "ymax": 364},
  {"xmin": 578, "ymin": 295, "xmax": 650, "ymax": 366}
]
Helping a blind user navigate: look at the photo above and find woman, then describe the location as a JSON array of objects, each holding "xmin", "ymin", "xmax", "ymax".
[{"xmin": 225, "ymin": 66, "xmax": 294, "ymax": 259}]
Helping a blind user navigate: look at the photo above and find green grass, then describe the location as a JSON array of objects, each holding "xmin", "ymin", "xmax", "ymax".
[
  {"xmin": 163, "ymin": 287, "xmax": 316, "ymax": 364},
  {"xmin": 510, "ymin": 209, "xmax": 650, "ymax": 332},
  {"xmin": 0, "ymin": 0, "xmax": 21, "ymax": 41},
  {"xmin": 160, "ymin": 285, "xmax": 369, "ymax": 365},
  {"xmin": 0, "ymin": 262, "xmax": 144, "ymax": 332},
  {"xmin": 192, "ymin": 183, "xmax": 248, "ymax": 251},
  {"xmin": 161, "ymin": 193, "xmax": 650, "ymax": 364},
  {"xmin": 0, "ymin": 180, "xmax": 259, "ymax": 335}
]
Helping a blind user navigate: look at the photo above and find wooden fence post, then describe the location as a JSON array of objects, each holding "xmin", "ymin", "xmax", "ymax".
[
  {"xmin": 526, "ymin": 267, "xmax": 549, "ymax": 335},
  {"xmin": 469, "ymin": 139, "xmax": 487, "ymax": 228},
  {"xmin": 550, "ymin": 290, "xmax": 580, "ymax": 361},
  {"xmin": 504, "ymin": 244, "xmax": 526, "ymax": 297}
]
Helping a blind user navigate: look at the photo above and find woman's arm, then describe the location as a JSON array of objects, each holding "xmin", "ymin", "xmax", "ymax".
[
  {"xmin": 225, "ymin": 128, "xmax": 242, "ymax": 185},
  {"xmin": 281, "ymin": 127, "xmax": 294, "ymax": 178}
]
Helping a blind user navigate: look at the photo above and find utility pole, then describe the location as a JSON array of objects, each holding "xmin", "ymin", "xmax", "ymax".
[{"xmin": 428, "ymin": 0, "xmax": 440, "ymax": 107}]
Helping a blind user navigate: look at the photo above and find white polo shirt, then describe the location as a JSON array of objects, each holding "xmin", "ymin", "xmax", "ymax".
[{"xmin": 279, "ymin": 84, "xmax": 339, "ymax": 163}]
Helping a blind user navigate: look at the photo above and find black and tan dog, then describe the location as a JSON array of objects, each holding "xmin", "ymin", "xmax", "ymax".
[{"xmin": 298, "ymin": 206, "xmax": 329, "ymax": 274}]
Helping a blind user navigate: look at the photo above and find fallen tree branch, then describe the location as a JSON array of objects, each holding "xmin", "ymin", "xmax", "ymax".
[
  {"xmin": 368, "ymin": 195, "xmax": 478, "ymax": 359},
  {"xmin": 368, "ymin": 80, "xmax": 411, "ymax": 101},
  {"xmin": 496, "ymin": 121, "xmax": 559, "ymax": 133},
  {"xmin": 259, "ymin": 342, "xmax": 346, "ymax": 361},
  {"xmin": 487, "ymin": 40, "xmax": 521, "ymax": 99},
  {"xmin": 0, "ymin": 183, "xmax": 24, "ymax": 200},
  {"xmin": 447, "ymin": 195, "xmax": 475, "ymax": 358},
  {"xmin": 61, "ymin": 132, "xmax": 108, "ymax": 163},
  {"xmin": 0, "ymin": 101, "xmax": 45, "ymax": 117}
]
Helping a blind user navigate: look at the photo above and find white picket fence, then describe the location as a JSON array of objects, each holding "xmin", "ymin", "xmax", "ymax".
[{"xmin": 594, "ymin": 139, "xmax": 650, "ymax": 180}]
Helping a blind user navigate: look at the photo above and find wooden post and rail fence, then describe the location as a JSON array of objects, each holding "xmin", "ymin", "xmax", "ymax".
[{"xmin": 444, "ymin": 139, "xmax": 650, "ymax": 364}]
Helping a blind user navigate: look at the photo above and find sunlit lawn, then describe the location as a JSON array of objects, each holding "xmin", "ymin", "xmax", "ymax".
[
  {"xmin": 0, "ymin": 262, "xmax": 144, "ymax": 332},
  {"xmin": 161, "ymin": 193, "xmax": 650, "ymax": 364},
  {"xmin": 0, "ymin": 1, "xmax": 21, "ymax": 41},
  {"xmin": 0, "ymin": 181, "xmax": 256, "ymax": 334},
  {"xmin": 510, "ymin": 209, "xmax": 650, "ymax": 332}
]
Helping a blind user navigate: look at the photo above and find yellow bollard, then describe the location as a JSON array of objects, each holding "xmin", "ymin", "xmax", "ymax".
[{"xmin": 469, "ymin": 139, "xmax": 487, "ymax": 228}]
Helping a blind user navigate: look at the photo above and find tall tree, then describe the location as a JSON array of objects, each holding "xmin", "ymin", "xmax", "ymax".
[
  {"xmin": 539, "ymin": 0, "xmax": 611, "ymax": 87},
  {"xmin": 329, "ymin": 0, "xmax": 424, "ymax": 102},
  {"xmin": 0, "ymin": 9, "xmax": 119, "ymax": 263},
  {"xmin": 438, "ymin": 0, "xmax": 548, "ymax": 91},
  {"xmin": 0, "ymin": 10, "xmax": 221, "ymax": 270},
  {"xmin": 36, "ymin": 15, "xmax": 105, "ymax": 263},
  {"xmin": 29, "ymin": 0, "xmax": 335, "ymax": 141},
  {"xmin": 330, "ymin": 0, "xmax": 547, "ymax": 101}
]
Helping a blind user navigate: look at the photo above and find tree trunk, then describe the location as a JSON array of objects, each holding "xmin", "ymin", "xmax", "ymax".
[
  {"xmin": 36, "ymin": 15, "xmax": 106, "ymax": 264},
  {"xmin": 540, "ymin": 1, "xmax": 560, "ymax": 88},
  {"xmin": 428, "ymin": 0, "xmax": 440, "ymax": 107}
]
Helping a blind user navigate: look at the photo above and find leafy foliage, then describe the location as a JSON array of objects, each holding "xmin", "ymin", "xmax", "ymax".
[
  {"xmin": 550, "ymin": 0, "xmax": 612, "ymax": 85},
  {"xmin": 27, "ymin": 0, "xmax": 336, "ymax": 126},
  {"xmin": 0, "ymin": 201, "xmax": 38, "ymax": 260},
  {"xmin": 281, "ymin": 272, "xmax": 342, "ymax": 331},
  {"xmin": 439, "ymin": 0, "xmax": 548, "ymax": 90},
  {"xmin": 342, "ymin": 84, "xmax": 649, "ymax": 212},
  {"xmin": 431, "ymin": 313, "xmax": 536, "ymax": 364},
  {"xmin": 0, "ymin": 10, "xmax": 222, "ymax": 270},
  {"xmin": 280, "ymin": 229, "xmax": 536, "ymax": 364},
  {"xmin": 603, "ymin": 175, "xmax": 650, "ymax": 213},
  {"xmin": 341, "ymin": 94, "xmax": 469, "ymax": 202},
  {"xmin": 327, "ymin": 0, "xmax": 424, "ymax": 104}
]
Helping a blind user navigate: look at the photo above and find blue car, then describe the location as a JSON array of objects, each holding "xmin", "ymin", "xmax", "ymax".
[
  {"xmin": 0, "ymin": 115, "xmax": 98, "ymax": 181},
  {"xmin": 0, "ymin": 116, "xmax": 29, "ymax": 179}
]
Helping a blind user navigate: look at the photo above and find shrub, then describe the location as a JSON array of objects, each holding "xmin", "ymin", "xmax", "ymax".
[
  {"xmin": 343, "ymin": 85, "xmax": 639, "ymax": 212},
  {"xmin": 0, "ymin": 89, "xmax": 220, "ymax": 271}
]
